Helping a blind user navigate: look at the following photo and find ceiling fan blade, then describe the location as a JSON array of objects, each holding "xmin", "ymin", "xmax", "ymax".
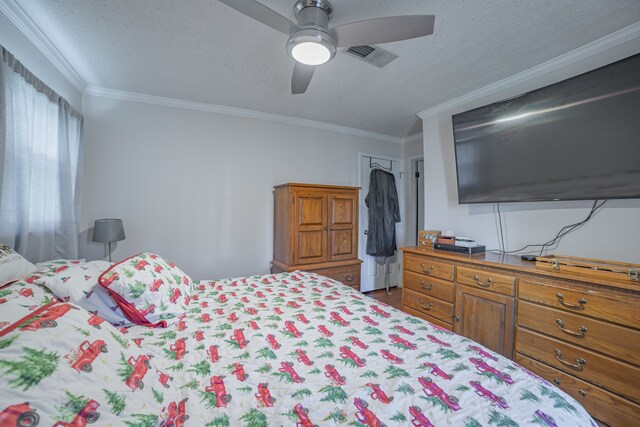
[
  {"xmin": 332, "ymin": 15, "xmax": 435, "ymax": 47},
  {"xmin": 218, "ymin": 0, "xmax": 297, "ymax": 35},
  {"xmin": 291, "ymin": 63, "xmax": 315, "ymax": 94}
]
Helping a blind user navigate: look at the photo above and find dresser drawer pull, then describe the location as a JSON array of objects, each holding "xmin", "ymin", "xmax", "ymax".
[
  {"xmin": 555, "ymin": 319, "xmax": 587, "ymax": 337},
  {"xmin": 342, "ymin": 274, "xmax": 354, "ymax": 282},
  {"xmin": 420, "ymin": 264, "xmax": 434, "ymax": 274},
  {"xmin": 578, "ymin": 390, "xmax": 587, "ymax": 397},
  {"xmin": 418, "ymin": 299, "xmax": 433, "ymax": 311},
  {"xmin": 473, "ymin": 274, "xmax": 493, "ymax": 288},
  {"xmin": 556, "ymin": 293, "xmax": 587, "ymax": 310},
  {"xmin": 420, "ymin": 281, "xmax": 433, "ymax": 291},
  {"xmin": 553, "ymin": 378, "xmax": 561, "ymax": 386},
  {"xmin": 554, "ymin": 349, "xmax": 586, "ymax": 370}
]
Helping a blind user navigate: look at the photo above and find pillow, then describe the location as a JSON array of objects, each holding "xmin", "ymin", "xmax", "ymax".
[
  {"xmin": 0, "ymin": 300, "xmax": 180, "ymax": 425},
  {"xmin": 0, "ymin": 244, "xmax": 36, "ymax": 286},
  {"xmin": 37, "ymin": 260, "xmax": 132, "ymax": 327},
  {"xmin": 99, "ymin": 253, "xmax": 192, "ymax": 328}
]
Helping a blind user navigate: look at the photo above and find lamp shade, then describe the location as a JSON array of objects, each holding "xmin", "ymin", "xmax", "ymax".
[{"xmin": 92, "ymin": 219, "xmax": 126, "ymax": 243}]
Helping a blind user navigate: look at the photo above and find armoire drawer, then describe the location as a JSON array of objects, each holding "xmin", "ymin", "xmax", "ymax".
[
  {"xmin": 313, "ymin": 264, "xmax": 361, "ymax": 289},
  {"xmin": 516, "ymin": 328, "xmax": 640, "ymax": 402},
  {"xmin": 518, "ymin": 300, "xmax": 640, "ymax": 365},
  {"xmin": 456, "ymin": 266, "xmax": 516, "ymax": 296},
  {"xmin": 516, "ymin": 354, "xmax": 640, "ymax": 427},
  {"xmin": 519, "ymin": 279, "xmax": 640, "ymax": 329},
  {"xmin": 403, "ymin": 271, "xmax": 454, "ymax": 302},
  {"xmin": 404, "ymin": 254, "xmax": 454, "ymax": 282},
  {"xmin": 403, "ymin": 288, "xmax": 453, "ymax": 324}
]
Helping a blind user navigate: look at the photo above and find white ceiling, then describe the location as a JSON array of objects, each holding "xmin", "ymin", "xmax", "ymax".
[{"xmin": 11, "ymin": 0, "xmax": 640, "ymax": 138}]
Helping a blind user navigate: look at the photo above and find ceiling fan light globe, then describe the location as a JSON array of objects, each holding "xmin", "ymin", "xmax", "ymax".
[{"xmin": 287, "ymin": 28, "xmax": 336, "ymax": 66}]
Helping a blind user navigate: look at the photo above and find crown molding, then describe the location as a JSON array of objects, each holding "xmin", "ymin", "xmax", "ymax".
[
  {"xmin": 418, "ymin": 21, "xmax": 640, "ymax": 119},
  {"xmin": 0, "ymin": 0, "xmax": 86, "ymax": 91},
  {"xmin": 84, "ymin": 86, "xmax": 405, "ymax": 144}
]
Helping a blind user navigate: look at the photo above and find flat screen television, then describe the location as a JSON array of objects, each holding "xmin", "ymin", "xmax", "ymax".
[{"xmin": 452, "ymin": 53, "xmax": 640, "ymax": 204}]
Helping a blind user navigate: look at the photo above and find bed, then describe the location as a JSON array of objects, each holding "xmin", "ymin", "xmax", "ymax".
[{"xmin": 0, "ymin": 257, "xmax": 596, "ymax": 426}]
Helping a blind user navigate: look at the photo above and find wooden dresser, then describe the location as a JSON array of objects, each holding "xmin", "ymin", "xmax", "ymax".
[
  {"xmin": 271, "ymin": 183, "xmax": 362, "ymax": 291},
  {"xmin": 401, "ymin": 247, "xmax": 640, "ymax": 426}
]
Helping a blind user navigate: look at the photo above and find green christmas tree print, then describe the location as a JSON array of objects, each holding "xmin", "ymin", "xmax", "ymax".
[
  {"xmin": 110, "ymin": 331, "xmax": 130, "ymax": 349},
  {"xmin": 240, "ymin": 408, "xmax": 267, "ymax": 427},
  {"xmin": 56, "ymin": 390, "xmax": 91, "ymax": 422},
  {"xmin": 540, "ymin": 385, "xmax": 578, "ymax": 415},
  {"xmin": 188, "ymin": 360, "xmax": 212, "ymax": 377},
  {"xmin": 200, "ymin": 391, "xmax": 218, "ymax": 409},
  {"xmin": 390, "ymin": 411, "xmax": 407, "ymax": 422},
  {"xmin": 0, "ymin": 335, "xmax": 19, "ymax": 350},
  {"xmin": 103, "ymin": 389, "xmax": 126, "ymax": 415},
  {"xmin": 487, "ymin": 408, "xmax": 519, "ymax": 426},
  {"xmin": 128, "ymin": 281, "xmax": 147, "ymax": 299},
  {"xmin": 464, "ymin": 418, "xmax": 483, "ymax": 427},
  {"xmin": 324, "ymin": 408, "xmax": 347, "ymax": 423},
  {"xmin": 0, "ymin": 346, "xmax": 59, "ymax": 390},
  {"xmin": 292, "ymin": 388, "xmax": 312, "ymax": 399},
  {"xmin": 320, "ymin": 385, "xmax": 348, "ymax": 403},
  {"xmin": 124, "ymin": 413, "xmax": 159, "ymax": 427},
  {"xmin": 384, "ymin": 365, "xmax": 410, "ymax": 379},
  {"xmin": 314, "ymin": 337, "xmax": 336, "ymax": 347},
  {"xmin": 206, "ymin": 414, "xmax": 230, "ymax": 427},
  {"xmin": 152, "ymin": 388, "xmax": 165, "ymax": 403},
  {"xmin": 116, "ymin": 352, "xmax": 133, "ymax": 381},
  {"xmin": 520, "ymin": 389, "xmax": 541, "ymax": 403}
]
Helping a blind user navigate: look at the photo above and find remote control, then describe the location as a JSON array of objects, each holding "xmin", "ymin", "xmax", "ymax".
[{"xmin": 521, "ymin": 255, "xmax": 537, "ymax": 261}]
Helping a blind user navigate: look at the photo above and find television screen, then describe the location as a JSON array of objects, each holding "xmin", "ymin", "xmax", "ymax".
[{"xmin": 452, "ymin": 53, "xmax": 640, "ymax": 204}]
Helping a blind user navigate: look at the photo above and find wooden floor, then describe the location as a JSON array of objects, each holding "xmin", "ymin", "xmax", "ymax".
[{"xmin": 362, "ymin": 286, "xmax": 403, "ymax": 310}]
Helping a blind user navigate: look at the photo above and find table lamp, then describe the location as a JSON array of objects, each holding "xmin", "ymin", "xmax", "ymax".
[{"xmin": 93, "ymin": 218, "xmax": 125, "ymax": 262}]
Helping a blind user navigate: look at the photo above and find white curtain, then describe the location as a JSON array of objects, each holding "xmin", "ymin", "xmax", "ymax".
[{"xmin": 0, "ymin": 45, "xmax": 83, "ymax": 262}]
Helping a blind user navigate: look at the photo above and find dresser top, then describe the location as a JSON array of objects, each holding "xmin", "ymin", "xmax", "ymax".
[{"xmin": 274, "ymin": 183, "xmax": 360, "ymax": 190}]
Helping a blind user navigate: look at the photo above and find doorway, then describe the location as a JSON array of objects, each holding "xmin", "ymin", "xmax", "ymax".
[{"xmin": 358, "ymin": 153, "xmax": 404, "ymax": 293}]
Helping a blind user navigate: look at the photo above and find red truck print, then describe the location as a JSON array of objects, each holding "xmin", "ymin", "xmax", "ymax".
[
  {"xmin": 409, "ymin": 406, "xmax": 434, "ymax": 427},
  {"xmin": 349, "ymin": 336, "xmax": 368, "ymax": 349},
  {"xmin": 419, "ymin": 377, "xmax": 461, "ymax": 411},
  {"xmin": 389, "ymin": 334, "xmax": 417, "ymax": 350},
  {"xmin": 154, "ymin": 264, "xmax": 163, "ymax": 273},
  {"xmin": 0, "ymin": 298, "xmax": 6, "ymax": 305},
  {"xmin": 255, "ymin": 291, "xmax": 265, "ymax": 298},
  {"xmin": 139, "ymin": 304, "xmax": 155, "ymax": 317},
  {"xmin": 294, "ymin": 403, "xmax": 314, "ymax": 427},
  {"xmin": 330, "ymin": 312, "xmax": 350, "ymax": 326},
  {"xmin": 232, "ymin": 363, "xmax": 249, "ymax": 381},
  {"xmin": 279, "ymin": 362, "xmax": 305, "ymax": 383},
  {"xmin": 182, "ymin": 276, "xmax": 189, "ymax": 286},
  {"xmin": 312, "ymin": 288, "xmax": 322, "ymax": 294},
  {"xmin": 207, "ymin": 345, "xmax": 219, "ymax": 363},
  {"xmin": 318, "ymin": 325, "xmax": 333, "ymax": 337},
  {"xmin": 100, "ymin": 271, "xmax": 119, "ymax": 287},
  {"xmin": 283, "ymin": 321, "xmax": 302, "ymax": 338},
  {"xmin": 200, "ymin": 301, "xmax": 208, "ymax": 308},
  {"xmin": 469, "ymin": 358, "xmax": 514, "ymax": 384},
  {"xmin": 170, "ymin": 338, "xmax": 188, "ymax": 360},
  {"xmin": 426, "ymin": 335, "xmax": 451, "ymax": 347},
  {"xmin": 248, "ymin": 320, "xmax": 260, "ymax": 330},
  {"xmin": 133, "ymin": 259, "xmax": 149, "ymax": 271},
  {"xmin": 19, "ymin": 288, "xmax": 34, "ymax": 297},
  {"xmin": 470, "ymin": 380, "xmax": 509, "ymax": 409},
  {"xmin": 21, "ymin": 303, "xmax": 78, "ymax": 331},
  {"xmin": 52, "ymin": 400, "xmax": 100, "ymax": 426},
  {"xmin": 370, "ymin": 305, "xmax": 390, "ymax": 318},
  {"xmin": 86, "ymin": 314, "xmax": 105, "ymax": 329},
  {"xmin": 162, "ymin": 398, "xmax": 189, "ymax": 427},
  {"xmin": 430, "ymin": 323, "xmax": 453, "ymax": 334},
  {"xmin": 197, "ymin": 283, "xmax": 206, "ymax": 292},
  {"xmin": 156, "ymin": 370, "xmax": 173, "ymax": 388},
  {"xmin": 353, "ymin": 398, "xmax": 386, "ymax": 427},
  {"xmin": 255, "ymin": 383, "xmax": 276, "ymax": 407},
  {"xmin": 422, "ymin": 362, "xmax": 452, "ymax": 380},
  {"xmin": 125, "ymin": 355, "xmax": 151, "ymax": 390},
  {"xmin": 218, "ymin": 294, "xmax": 227, "ymax": 303},
  {"xmin": 313, "ymin": 300, "xmax": 325, "ymax": 308},
  {"xmin": 380, "ymin": 349, "xmax": 404, "ymax": 365},
  {"xmin": 290, "ymin": 287, "xmax": 301, "ymax": 294},
  {"xmin": 193, "ymin": 330, "xmax": 204, "ymax": 341},
  {"xmin": 287, "ymin": 301, "xmax": 301, "ymax": 309},
  {"xmin": 149, "ymin": 279, "xmax": 164, "ymax": 292},
  {"xmin": 339, "ymin": 306, "xmax": 353, "ymax": 315},
  {"xmin": 468, "ymin": 345, "xmax": 498, "ymax": 361},
  {"xmin": 169, "ymin": 288, "xmax": 182, "ymax": 304},
  {"xmin": 324, "ymin": 364, "xmax": 346, "ymax": 385},
  {"xmin": 274, "ymin": 307, "xmax": 284, "ymax": 315},
  {"xmin": 296, "ymin": 349, "xmax": 313, "ymax": 366},
  {"xmin": 362, "ymin": 316, "xmax": 379, "ymax": 326},
  {"xmin": 296, "ymin": 314, "xmax": 309, "ymax": 324},
  {"xmin": 177, "ymin": 320, "xmax": 187, "ymax": 331},
  {"xmin": 200, "ymin": 313, "xmax": 211, "ymax": 323},
  {"xmin": 324, "ymin": 295, "xmax": 337, "ymax": 301},
  {"xmin": 54, "ymin": 265, "xmax": 69, "ymax": 274},
  {"xmin": 367, "ymin": 383, "xmax": 394, "ymax": 403},
  {"xmin": 25, "ymin": 275, "xmax": 39, "ymax": 283},
  {"xmin": 69, "ymin": 340, "xmax": 108, "ymax": 373},
  {"xmin": 339, "ymin": 346, "xmax": 366, "ymax": 367},
  {"xmin": 258, "ymin": 302, "xmax": 267, "ymax": 309},
  {"xmin": 394, "ymin": 325, "xmax": 415, "ymax": 335},
  {"xmin": 230, "ymin": 328, "xmax": 249, "ymax": 348},
  {"xmin": 266, "ymin": 334, "xmax": 280, "ymax": 349},
  {"xmin": 0, "ymin": 402, "xmax": 40, "ymax": 427},
  {"xmin": 205, "ymin": 376, "xmax": 231, "ymax": 407},
  {"xmin": 244, "ymin": 307, "xmax": 258, "ymax": 315},
  {"xmin": 241, "ymin": 296, "xmax": 250, "ymax": 303},
  {"xmin": 228, "ymin": 312, "xmax": 238, "ymax": 322},
  {"xmin": 534, "ymin": 410, "xmax": 558, "ymax": 427},
  {"xmin": 132, "ymin": 338, "xmax": 143, "ymax": 347}
]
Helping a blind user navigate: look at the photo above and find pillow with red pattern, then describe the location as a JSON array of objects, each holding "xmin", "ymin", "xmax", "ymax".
[
  {"xmin": 98, "ymin": 253, "xmax": 191, "ymax": 327},
  {"xmin": 0, "ymin": 243, "xmax": 36, "ymax": 287}
]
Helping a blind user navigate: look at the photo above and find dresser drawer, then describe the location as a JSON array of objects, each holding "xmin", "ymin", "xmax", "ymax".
[
  {"xmin": 403, "ymin": 288, "xmax": 453, "ymax": 324},
  {"xmin": 456, "ymin": 266, "xmax": 516, "ymax": 296},
  {"xmin": 403, "ymin": 271, "xmax": 454, "ymax": 302},
  {"xmin": 313, "ymin": 264, "xmax": 360, "ymax": 288},
  {"xmin": 404, "ymin": 254, "xmax": 454, "ymax": 282},
  {"xmin": 403, "ymin": 306, "xmax": 452, "ymax": 330},
  {"xmin": 516, "ymin": 354, "xmax": 640, "ymax": 427},
  {"xmin": 516, "ymin": 328, "xmax": 640, "ymax": 402},
  {"xmin": 519, "ymin": 279, "xmax": 640, "ymax": 329},
  {"xmin": 518, "ymin": 301, "xmax": 640, "ymax": 365}
]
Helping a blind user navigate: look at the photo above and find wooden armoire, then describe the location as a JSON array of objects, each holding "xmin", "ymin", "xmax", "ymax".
[{"xmin": 271, "ymin": 183, "xmax": 362, "ymax": 291}]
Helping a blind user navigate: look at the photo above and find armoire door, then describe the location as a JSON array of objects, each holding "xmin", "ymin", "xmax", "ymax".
[
  {"xmin": 328, "ymin": 191, "xmax": 358, "ymax": 261},
  {"xmin": 293, "ymin": 190, "xmax": 328, "ymax": 265}
]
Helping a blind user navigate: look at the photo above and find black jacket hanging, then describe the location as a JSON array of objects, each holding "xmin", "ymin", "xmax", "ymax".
[{"xmin": 365, "ymin": 169, "xmax": 401, "ymax": 257}]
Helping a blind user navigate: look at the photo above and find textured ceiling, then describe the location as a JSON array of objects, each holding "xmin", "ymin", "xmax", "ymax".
[{"xmin": 13, "ymin": 0, "xmax": 640, "ymax": 138}]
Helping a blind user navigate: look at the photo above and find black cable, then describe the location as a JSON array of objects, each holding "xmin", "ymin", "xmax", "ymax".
[{"xmin": 497, "ymin": 203, "xmax": 506, "ymax": 253}]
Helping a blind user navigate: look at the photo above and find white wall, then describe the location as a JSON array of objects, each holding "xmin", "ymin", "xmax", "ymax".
[
  {"xmin": 0, "ymin": 13, "xmax": 82, "ymax": 110},
  {"xmin": 421, "ymin": 39, "xmax": 640, "ymax": 263},
  {"xmin": 80, "ymin": 95, "xmax": 404, "ymax": 279}
]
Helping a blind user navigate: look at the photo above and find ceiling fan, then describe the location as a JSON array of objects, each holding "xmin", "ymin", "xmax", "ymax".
[{"xmin": 218, "ymin": 0, "xmax": 435, "ymax": 94}]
